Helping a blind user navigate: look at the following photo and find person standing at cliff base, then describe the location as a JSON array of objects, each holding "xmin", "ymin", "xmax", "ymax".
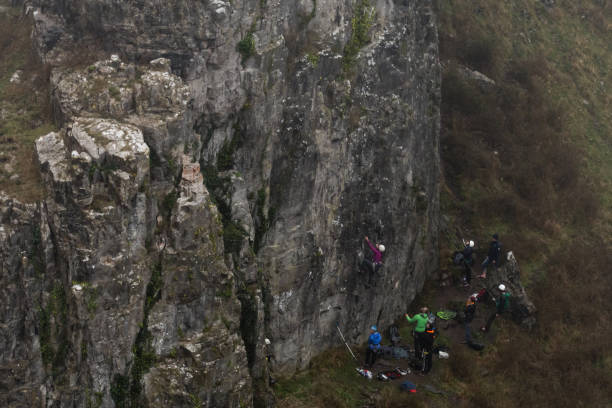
[
  {"xmin": 405, "ymin": 307, "xmax": 429, "ymax": 359},
  {"xmin": 361, "ymin": 236, "xmax": 385, "ymax": 286},
  {"xmin": 461, "ymin": 239, "xmax": 475, "ymax": 286},
  {"xmin": 479, "ymin": 233, "xmax": 501, "ymax": 279},
  {"xmin": 421, "ymin": 323, "xmax": 437, "ymax": 374},
  {"xmin": 464, "ymin": 295, "xmax": 476, "ymax": 343},
  {"xmin": 482, "ymin": 284, "xmax": 511, "ymax": 332},
  {"xmin": 365, "ymin": 325, "xmax": 382, "ymax": 368}
]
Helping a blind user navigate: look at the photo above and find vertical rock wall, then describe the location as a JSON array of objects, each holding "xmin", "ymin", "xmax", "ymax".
[
  {"xmin": 221, "ymin": 0, "xmax": 440, "ymax": 372},
  {"xmin": 0, "ymin": 196, "xmax": 46, "ymax": 407}
]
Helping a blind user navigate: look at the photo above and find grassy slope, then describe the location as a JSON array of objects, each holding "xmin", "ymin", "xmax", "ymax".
[
  {"xmin": 276, "ymin": 1, "xmax": 611, "ymax": 407},
  {"xmin": 435, "ymin": 1, "xmax": 611, "ymax": 406},
  {"xmin": 0, "ymin": 2, "xmax": 55, "ymax": 202}
]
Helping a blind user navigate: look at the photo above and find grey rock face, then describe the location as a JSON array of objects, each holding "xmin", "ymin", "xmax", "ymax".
[
  {"xmin": 234, "ymin": 0, "xmax": 441, "ymax": 372},
  {"xmin": 2, "ymin": 55, "xmax": 251, "ymax": 407},
  {"xmin": 143, "ymin": 158, "xmax": 251, "ymax": 407},
  {"xmin": 5, "ymin": 0, "xmax": 442, "ymax": 406},
  {"xmin": 0, "ymin": 195, "xmax": 46, "ymax": 408}
]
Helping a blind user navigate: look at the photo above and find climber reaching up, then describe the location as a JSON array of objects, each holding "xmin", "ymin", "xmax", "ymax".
[{"xmin": 361, "ymin": 236, "xmax": 385, "ymax": 286}]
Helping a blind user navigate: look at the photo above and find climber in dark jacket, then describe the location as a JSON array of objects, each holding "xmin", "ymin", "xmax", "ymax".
[
  {"xmin": 479, "ymin": 233, "xmax": 501, "ymax": 279},
  {"xmin": 365, "ymin": 325, "xmax": 382, "ymax": 368},
  {"xmin": 361, "ymin": 236, "xmax": 385, "ymax": 285},
  {"xmin": 464, "ymin": 295, "xmax": 476, "ymax": 343},
  {"xmin": 420, "ymin": 323, "xmax": 437, "ymax": 374},
  {"xmin": 462, "ymin": 240, "xmax": 475, "ymax": 286}
]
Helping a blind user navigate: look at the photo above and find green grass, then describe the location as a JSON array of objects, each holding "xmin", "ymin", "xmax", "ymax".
[
  {"xmin": 437, "ymin": 0, "xmax": 611, "ymax": 235},
  {"xmin": 434, "ymin": 0, "xmax": 611, "ymax": 406},
  {"xmin": 275, "ymin": 348, "xmax": 379, "ymax": 407}
]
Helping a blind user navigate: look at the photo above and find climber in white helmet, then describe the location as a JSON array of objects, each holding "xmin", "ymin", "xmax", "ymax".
[
  {"xmin": 361, "ymin": 236, "xmax": 385, "ymax": 287},
  {"xmin": 461, "ymin": 239, "xmax": 476, "ymax": 287},
  {"xmin": 481, "ymin": 283, "xmax": 511, "ymax": 333}
]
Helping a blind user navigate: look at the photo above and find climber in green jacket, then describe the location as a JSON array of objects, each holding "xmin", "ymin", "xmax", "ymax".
[
  {"xmin": 482, "ymin": 284, "xmax": 511, "ymax": 332},
  {"xmin": 405, "ymin": 307, "xmax": 429, "ymax": 359}
]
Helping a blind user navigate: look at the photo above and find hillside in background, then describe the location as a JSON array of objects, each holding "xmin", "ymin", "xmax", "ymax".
[
  {"xmin": 277, "ymin": 1, "xmax": 611, "ymax": 406},
  {"xmin": 0, "ymin": 4, "xmax": 54, "ymax": 201}
]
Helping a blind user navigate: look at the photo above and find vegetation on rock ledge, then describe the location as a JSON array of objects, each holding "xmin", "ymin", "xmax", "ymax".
[{"xmin": 342, "ymin": 0, "xmax": 375, "ymax": 75}]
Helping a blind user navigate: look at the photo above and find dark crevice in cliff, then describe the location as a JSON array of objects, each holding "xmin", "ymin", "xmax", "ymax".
[
  {"xmin": 237, "ymin": 275, "xmax": 274, "ymax": 408},
  {"xmin": 26, "ymin": 222, "xmax": 44, "ymax": 277},
  {"xmin": 31, "ymin": 210, "xmax": 72, "ymax": 384},
  {"xmin": 199, "ymin": 120, "xmax": 250, "ymax": 259},
  {"xmin": 38, "ymin": 282, "xmax": 69, "ymax": 380},
  {"xmin": 112, "ymin": 177, "xmax": 175, "ymax": 406},
  {"xmin": 111, "ymin": 255, "xmax": 163, "ymax": 408},
  {"xmin": 238, "ymin": 288, "xmax": 258, "ymax": 370},
  {"xmin": 253, "ymin": 187, "xmax": 275, "ymax": 254}
]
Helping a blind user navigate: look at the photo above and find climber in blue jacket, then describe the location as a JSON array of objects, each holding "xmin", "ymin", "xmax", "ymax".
[{"xmin": 365, "ymin": 325, "xmax": 381, "ymax": 368}]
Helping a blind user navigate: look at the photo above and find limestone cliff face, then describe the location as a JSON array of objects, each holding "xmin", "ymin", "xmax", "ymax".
[
  {"xmin": 3, "ymin": 57, "xmax": 251, "ymax": 407},
  {"xmin": 2, "ymin": 0, "xmax": 441, "ymax": 406}
]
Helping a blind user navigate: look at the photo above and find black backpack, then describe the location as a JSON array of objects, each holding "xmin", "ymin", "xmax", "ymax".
[
  {"xmin": 453, "ymin": 251, "xmax": 464, "ymax": 265},
  {"xmin": 389, "ymin": 325, "xmax": 401, "ymax": 346}
]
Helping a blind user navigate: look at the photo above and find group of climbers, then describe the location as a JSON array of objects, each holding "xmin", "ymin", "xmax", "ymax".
[
  {"xmin": 364, "ymin": 312, "xmax": 438, "ymax": 375},
  {"xmin": 459, "ymin": 233, "xmax": 511, "ymax": 335},
  {"xmin": 356, "ymin": 232, "xmax": 511, "ymax": 376},
  {"xmin": 457, "ymin": 233, "xmax": 510, "ymax": 334},
  {"xmin": 456, "ymin": 233, "xmax": 502, "ymax": 286},
  {"xmin": 461, "ymin": 282, "xmax": 510, "ymax": 350}
]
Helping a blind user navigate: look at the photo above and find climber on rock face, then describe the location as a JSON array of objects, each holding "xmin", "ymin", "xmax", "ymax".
[{"xmin": 361, "ymin": 236, "xmax": 385, "ymax": 286}]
